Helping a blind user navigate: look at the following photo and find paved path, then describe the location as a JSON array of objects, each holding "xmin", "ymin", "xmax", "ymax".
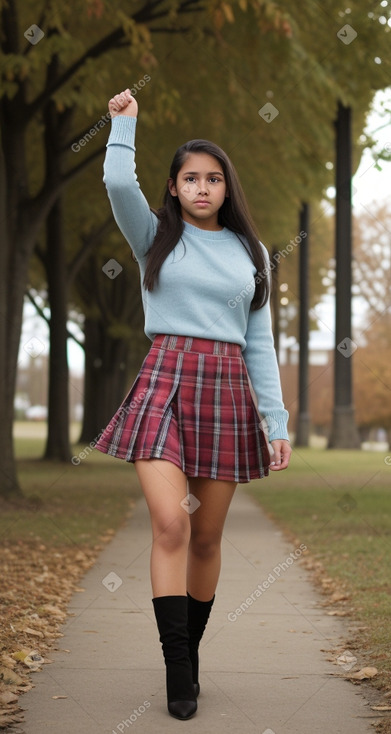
[{"xmin": 20, "ymin": 488, "xmax": 375, "ymax": 734}]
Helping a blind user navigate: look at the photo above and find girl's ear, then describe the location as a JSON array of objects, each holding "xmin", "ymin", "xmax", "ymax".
[{"xmin": 168, "ymin": 178, "xmax": 177, "ymax": 196}]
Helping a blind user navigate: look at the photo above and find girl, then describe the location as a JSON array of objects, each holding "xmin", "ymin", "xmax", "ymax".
[{"xmin": 95, "ymin": 88, "xmax": 291, "ymax": 720}]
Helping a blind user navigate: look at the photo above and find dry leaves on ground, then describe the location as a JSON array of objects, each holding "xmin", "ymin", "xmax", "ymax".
[{"xmin": 0, "ymin": 537, "xmax": 110, "ymax": 729}]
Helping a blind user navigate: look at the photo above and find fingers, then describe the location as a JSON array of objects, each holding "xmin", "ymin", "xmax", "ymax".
[
  {"xmin": 108, "ymin": 88, "xmax": 134, "ymax": 116},
  {"xmin": 269, "ymin": 440, "xmax": 292, "ymax": 471}
]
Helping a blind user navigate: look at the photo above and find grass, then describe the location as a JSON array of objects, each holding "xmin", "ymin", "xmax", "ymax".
[
  {"xmin": 2, "ymin": 431, "xmax": 142, "ymax": 547},
  {"xmin": 247, "ymin": 447, "xmax": 391, "ymax": 696}
]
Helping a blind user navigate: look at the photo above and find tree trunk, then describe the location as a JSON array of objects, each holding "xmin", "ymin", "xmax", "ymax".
[
  {"xmin": 328, "ymin": 102, "xmax": 361, "ymax": 449},
  {"xmin": 79, "ymin": 317, "xmax": 131, "ymax": 444},
  {"xmin": 295, "ymin": 203, "xmax": 311, "ymax": 446},
  {"xmin": 0, "ymin": 104, "xmax": 41, "ymax": 497},
  {"xmin": 44, "ymin": 198, "xmax": 72, "ymax": 460},
  {"xmin": 0, "ymin": 142, "xmax": 22, "ymax": 497}
]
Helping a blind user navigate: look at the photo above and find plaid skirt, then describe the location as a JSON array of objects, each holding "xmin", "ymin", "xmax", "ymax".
[{"xmin": 94, "ymin": 334, "xmax": 270, "ymax": 483}]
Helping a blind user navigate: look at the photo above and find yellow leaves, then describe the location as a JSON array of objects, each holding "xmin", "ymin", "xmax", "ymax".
[
  {"xmin": 213, "ymin": 1, "xmax": 235, "ymax": 30},
  {"xmin": 349, "ymin": 666, "xmax": 378, "ymax": 680},
  {"xmin": 221, "ymin": 2, "xmax": 235, "ymax": 23},
  {"xmin": 117, "ymin": 12, "xmax": 152, "ymax": 58}
]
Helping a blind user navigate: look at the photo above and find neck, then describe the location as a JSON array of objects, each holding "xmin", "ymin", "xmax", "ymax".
[{"xmin": 181, "ymin": 211, "xmax": 223, "ymax": 231}]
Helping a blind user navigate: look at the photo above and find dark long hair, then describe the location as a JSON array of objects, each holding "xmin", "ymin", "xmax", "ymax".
[{"xmin": 143, "ymin": 139, "xmax": 270, "ymax": 310}]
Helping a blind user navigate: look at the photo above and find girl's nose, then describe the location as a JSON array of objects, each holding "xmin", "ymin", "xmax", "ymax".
[{"xmin": 197, "ymin": 180, "xmax": 208, "ymax": 195}]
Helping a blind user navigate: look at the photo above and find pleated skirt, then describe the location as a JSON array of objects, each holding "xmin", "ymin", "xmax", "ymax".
[{"xmin": 94, "ymin": 334, "xmax": 270, "ymax": 483}]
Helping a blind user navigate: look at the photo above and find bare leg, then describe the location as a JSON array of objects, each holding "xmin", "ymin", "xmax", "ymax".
[
  {"xmin": 186, "ymin": 476, "xmax": 237, "ymax": 601},
  {"xmin": 134, "ymin": 459, "xmax": 190, "ymax": 597}
]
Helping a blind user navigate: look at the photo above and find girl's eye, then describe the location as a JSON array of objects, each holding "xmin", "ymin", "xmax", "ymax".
[
  {"xmin": 185, "ymin": 176, "xmax": 196, "ymax": 183},
  {"xmin": 210, "ymin": 177, "xmax": 221, "ymax": 183}
]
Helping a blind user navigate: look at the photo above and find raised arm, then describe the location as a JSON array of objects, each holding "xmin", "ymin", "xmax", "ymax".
[{"xmin": 103, "ymin": 89, "xmax": 158, "ymax": 259}]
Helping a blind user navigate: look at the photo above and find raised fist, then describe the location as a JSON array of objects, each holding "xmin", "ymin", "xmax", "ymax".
[{"xmin": 108, "ymin": 89, "xmax": 138, "ymax": 118}]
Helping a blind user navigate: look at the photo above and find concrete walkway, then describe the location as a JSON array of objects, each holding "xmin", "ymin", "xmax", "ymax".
[{"xmin": 20, "ymin": 488, "xmax": 375, "ymax": 734}]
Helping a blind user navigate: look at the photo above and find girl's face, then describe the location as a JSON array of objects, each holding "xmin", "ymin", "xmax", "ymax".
[{"xmin": 168, "ymin": 152, "xmax": 228, "ymax": 231}]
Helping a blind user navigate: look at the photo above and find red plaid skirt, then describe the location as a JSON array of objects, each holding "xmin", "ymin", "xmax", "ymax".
[{"xmin": 95, "ymin": 334, "xmax": 270, "ymax": 483}]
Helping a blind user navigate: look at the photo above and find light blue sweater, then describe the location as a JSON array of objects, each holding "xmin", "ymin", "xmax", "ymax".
[{"xmin": 103, "ymin": 116, "xmax": 289, "ymax": 442}]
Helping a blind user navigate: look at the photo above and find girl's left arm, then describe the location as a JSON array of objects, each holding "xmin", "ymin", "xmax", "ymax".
[{"xmin": 242, "ymin": 291, "xmax": 291, "ymax": 470}]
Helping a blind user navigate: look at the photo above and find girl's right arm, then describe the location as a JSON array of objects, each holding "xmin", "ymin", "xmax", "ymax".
[{"xmin": 103, "ymin": 89, "xmax": 158, "ymax": 259}]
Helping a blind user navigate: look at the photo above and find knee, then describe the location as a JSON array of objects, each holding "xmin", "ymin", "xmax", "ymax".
[
  {"xmin": 190, "ymin": 531, "xmax": 221, "ymax": 560},
  {"xmin": 154, "ymin": 515, "xmax": 190, "ymax": 553}
]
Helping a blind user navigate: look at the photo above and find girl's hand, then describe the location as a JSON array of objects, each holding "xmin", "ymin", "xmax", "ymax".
[
  {"xmin": 269, "ymin": 439, "xmax": 291, "ymax": 471},
  {"xmin": 108, "ymin": 89, "xmax": 138, "ymax": 118}
]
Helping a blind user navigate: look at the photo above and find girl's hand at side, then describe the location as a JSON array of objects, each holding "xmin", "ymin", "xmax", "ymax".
[
  {"xmin": 108, "ymin": 89, "xmax": 138, "ymax": 118},
  {"xmin": 269, "ymin": 439, "xmax": 291, "ymax": 471}
]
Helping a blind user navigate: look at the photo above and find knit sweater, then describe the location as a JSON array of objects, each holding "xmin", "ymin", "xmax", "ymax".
[{"xmin": 103, "ymin": 115, "xmax": 289, "ymax": 442}]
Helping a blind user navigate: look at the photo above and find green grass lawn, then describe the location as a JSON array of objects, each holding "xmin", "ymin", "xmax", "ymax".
[
  {"xmin": 247, "ymin": 447, "xmax": 391, "ymax": 692},
  {"xmin": 2, "ymin": 428, "xmax": 142, "ymax": 548}
]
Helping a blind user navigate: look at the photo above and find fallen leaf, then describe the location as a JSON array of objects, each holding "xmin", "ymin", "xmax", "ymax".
[
  {"xmin": 371, "ymin": 705, "xmax": 391, "ymax": 711},
  {"xmin": 0, "ymin": 691, "xmax": 18, "ymax": 705},
  {"xmin": 350, "ymin": 667, "xmax": 378, "ymax": 680},
  {"xmin": 22, "ymin": 627, "xmax": 44, "ymax": 638},
  {"xmin": 0, "ymin": 711, "xmax": 24, "ymax": 727},
  {"xmin": 327, "ymin": 611, "xmax": 348, "ymax": 616},
  {"xmin": 52, "ymin": 695, "xmax": 68, "ymax": 699},
  {"xmin": 41, "ymin": 605, "xmax": 66, "ymax": 620},
  {"xmin": 330, "ymin": 592, "xmax": 350, "ymax": 603},
  {"xmin": 0, "ymin": 666, "xmax": 25, "ymax": 686}
]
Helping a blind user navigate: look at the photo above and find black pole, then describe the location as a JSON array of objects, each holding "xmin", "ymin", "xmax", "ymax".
[
  {"xmin": 295, "ymin": 203, "xmax": 310, "ymax": 446},
  {"xmin": 328, "ymin": 102, "xmax": 360, "ymax": 448}
]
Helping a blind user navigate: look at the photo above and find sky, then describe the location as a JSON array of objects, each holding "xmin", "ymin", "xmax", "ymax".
[{"xmin": 18, "ymin": 88, "xmax": 391, "ymax": 377}]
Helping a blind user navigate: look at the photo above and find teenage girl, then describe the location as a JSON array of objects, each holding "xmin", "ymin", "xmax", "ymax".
[{"xmin": 95, "ymin": 88, "xmax": 291, "ymax": 721}]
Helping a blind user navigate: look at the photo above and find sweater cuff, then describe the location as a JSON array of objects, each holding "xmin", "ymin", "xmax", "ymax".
[
  {"xmin": 261, "ymin": 410, "xmax": 290, "ymax": 443},
  {"xmin": 107, "ymin": 115, "xmax": 137, "ymax": 147}
]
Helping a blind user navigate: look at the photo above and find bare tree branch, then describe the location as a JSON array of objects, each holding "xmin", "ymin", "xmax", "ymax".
[{"xmin": 25, "ymin": 290, "xmax": 84, "ymax": 348}]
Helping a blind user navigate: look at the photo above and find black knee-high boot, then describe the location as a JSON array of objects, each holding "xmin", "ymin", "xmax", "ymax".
[
  {"xmin": 187, "ymin": 592, "xmax": 215, "ymax": 697},
  {"xmin": 152, "ymin": 595, "xmax": 197, "ymax": 720}
]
